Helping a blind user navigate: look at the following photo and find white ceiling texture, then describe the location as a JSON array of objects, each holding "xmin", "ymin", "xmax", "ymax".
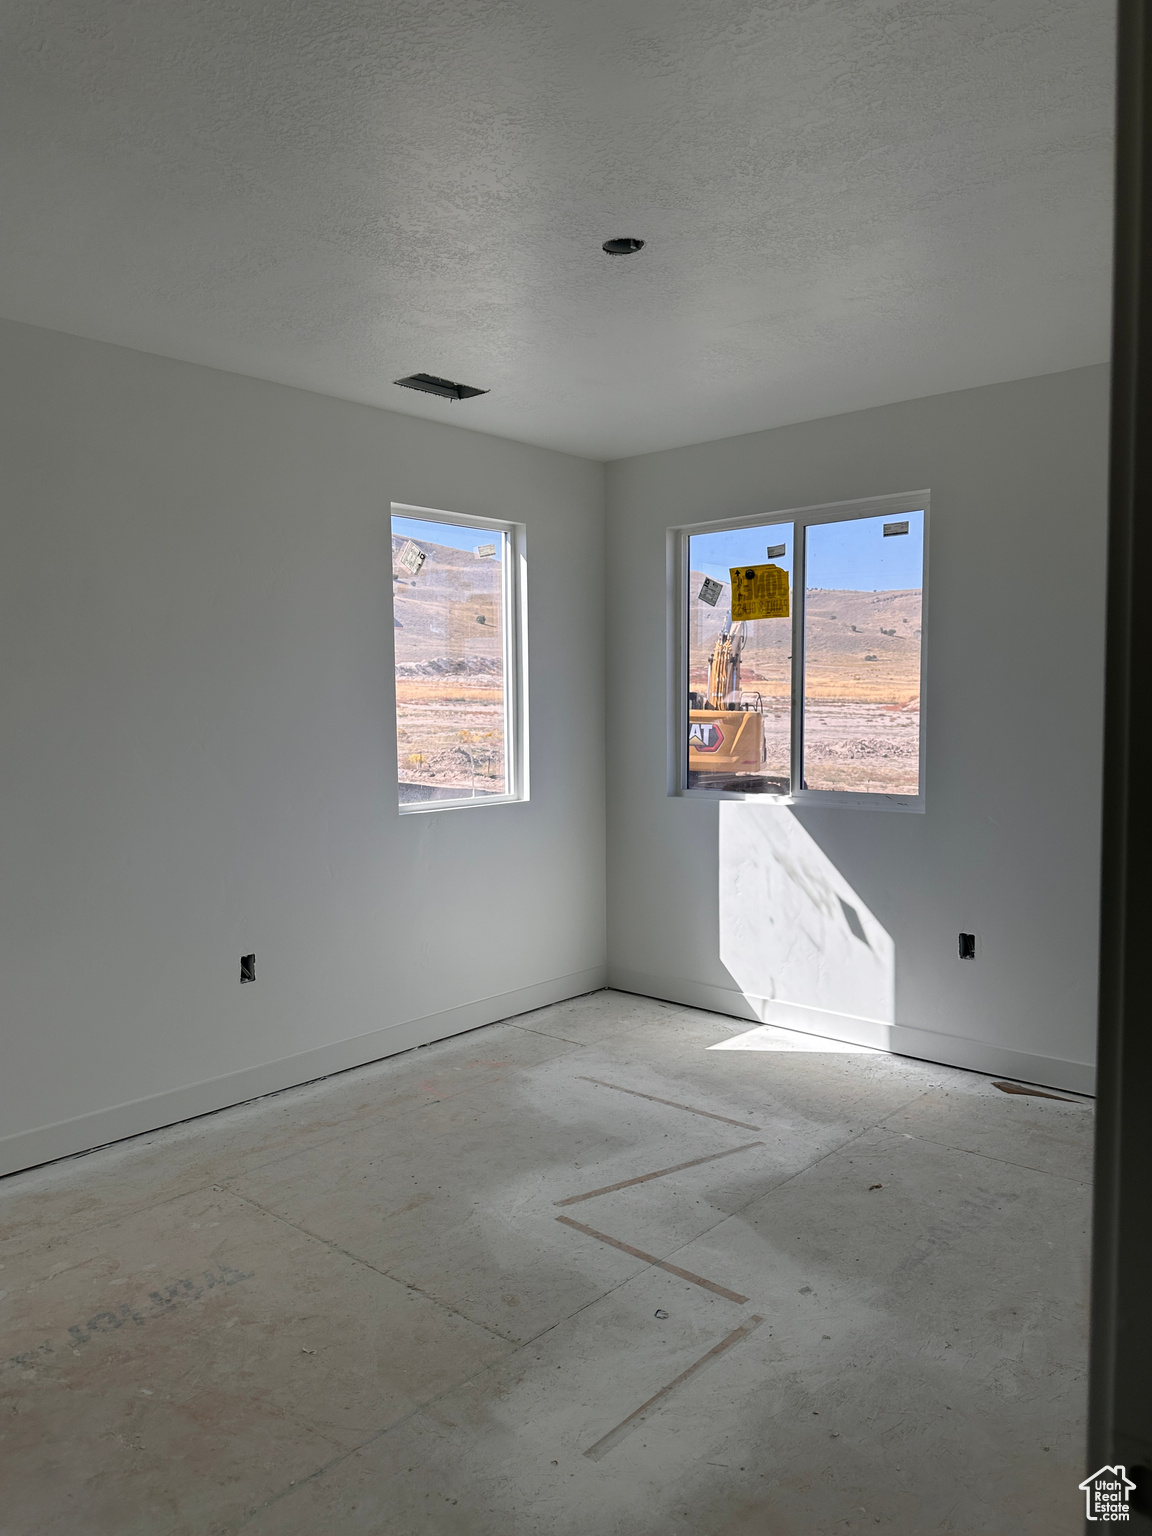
[{"xmin": 0, "ymin": 1, "xmax": 1114, "ymax": 459}]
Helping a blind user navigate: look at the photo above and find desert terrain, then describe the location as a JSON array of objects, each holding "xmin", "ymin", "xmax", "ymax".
[
  {"xmin": 393, "ymin": 535, "xmax": 506, "ymax": 799},
  {"xmin": 391, "ymin": 550, "xmax": 922, "ymax": 798},
  {"xmin": 689, "ymin": 574, "xmax": 922, "ymax": 793}
]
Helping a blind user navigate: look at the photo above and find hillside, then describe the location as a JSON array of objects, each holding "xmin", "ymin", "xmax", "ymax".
[
  {"xmin": 690, "ymin": 573, "xmax": 921, "ymax": 704},
  {"xmin": 392, "ymin": 534, "xmax": 506, "ymax": 797},
  {"xmin": 393, "ymin": 535, "xmax": 502, "ymax": 675}
]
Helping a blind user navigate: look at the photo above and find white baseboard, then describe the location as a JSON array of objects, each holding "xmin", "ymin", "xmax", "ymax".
[
  {"xmin": 0, "ymin": 966, "xmax": 608, "ymax": 1179},
  {"xmin": 608, "ymin": 966, "xmax": 1096, "ymax": 1096}
]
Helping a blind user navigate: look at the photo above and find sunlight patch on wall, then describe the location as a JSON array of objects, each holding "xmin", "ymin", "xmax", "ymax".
[{"xmin": 718, "ymin": 804, "xmax": 895, "ymax": 1027}]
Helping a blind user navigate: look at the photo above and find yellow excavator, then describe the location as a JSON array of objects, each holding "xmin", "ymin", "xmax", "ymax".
[{"xmin": 687, "ymin": 617, "xmax": 765, "ymax": 779}]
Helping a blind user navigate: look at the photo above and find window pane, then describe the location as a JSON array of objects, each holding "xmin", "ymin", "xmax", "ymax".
[
  {"xmin": 687, "ymin": 523, "xmax": 793, "ymax": 793},
  {"xmin": 802, "ymin": 510, "xmax": 924, "ymax": 794},
  {"xmin": 392, "ymin": 516, "xmax": 507, "ymax": 805}
]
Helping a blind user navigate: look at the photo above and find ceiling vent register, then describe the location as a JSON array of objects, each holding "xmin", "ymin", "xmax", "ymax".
[{"xmin": 394, "ymin": 373, "xmax": 489, "ymax": 401}]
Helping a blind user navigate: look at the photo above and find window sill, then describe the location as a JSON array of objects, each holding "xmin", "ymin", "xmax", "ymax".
[
  {"xmin": 399, "ymin": 791, "xmax": 526, "ymax": 815},
  {"xmin": 675, "ymin": 787, "xmax": 924, "ymax": 813}
]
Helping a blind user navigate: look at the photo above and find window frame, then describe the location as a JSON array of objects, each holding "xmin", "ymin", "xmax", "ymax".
[
  {"xmin": 391, "ymin": 501, "xmax": 529, "ymax": 815},
  {"xmin": 669, "ymin": 489, "xmax": 930, "ymax": 812}
]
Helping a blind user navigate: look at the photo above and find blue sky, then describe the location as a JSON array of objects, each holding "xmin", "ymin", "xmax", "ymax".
[
  {"xmin": 691, "ymin": 509, "xmax": 924, "ymax": 592},
  {"xmin": 691, "ymin": 522, "xmax": 794, "ymax": 586},
  {"xmin": 392, "ymin": 514, "xmax": 502, "ymax": 556}
]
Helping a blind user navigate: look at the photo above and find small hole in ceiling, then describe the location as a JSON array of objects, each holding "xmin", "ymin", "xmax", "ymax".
[{"xmin": 602, "ymin": 238, "xmax": 645, "ymax": 255}]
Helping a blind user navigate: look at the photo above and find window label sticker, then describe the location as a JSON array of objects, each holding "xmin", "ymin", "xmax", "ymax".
[
  {"xmin": 474, "ymin": 543, "xmax": 497, "ymax": 559},
  {"xmin": 729, "ymin": 563, "xmax": 789, "ymax": 621},
  {"xmin": 766, "ymin": 543, "xmax": 786, "ymax": 558},
  {"xmin": 883, "ymin": 521, "xmax": 909, "ymax": 537},
  {"xmin": 397, "ymin": 540, "xmax": 426, "ymax": 576},
  {"xmin": 698, "ymin": 576, "xmax": 724, "ymax": 608}
]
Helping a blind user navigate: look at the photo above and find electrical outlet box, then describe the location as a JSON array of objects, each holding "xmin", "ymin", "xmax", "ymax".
[
  {"xmin": 240, "ymin": 953, "xmax": 256, "ymax": 984},
  {"xmin": 958, "ymin": 933, "xmax": 976, "ymax": 960}
]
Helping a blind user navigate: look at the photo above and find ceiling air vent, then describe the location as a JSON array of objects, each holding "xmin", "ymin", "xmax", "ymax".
[{"xmin": 394, "ymin": 372, "xmax": 489, "ymax": 401}]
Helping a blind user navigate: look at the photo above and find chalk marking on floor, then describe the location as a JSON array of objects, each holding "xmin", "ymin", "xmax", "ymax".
[
  {"xmin": 583, "ymin": 1315, "xmax": 764, "ymax": 1461},
  {"xmin": 555, "ymin": 1141, "xmax": 765, "ymax": 1206},
  {"xmin": 577, "ymin": 1077, "xmax": 761, "ymax": 1130},
  {"xmin": 555, "ymin": 1216, "xmax": 749, "ymax": 1303}
]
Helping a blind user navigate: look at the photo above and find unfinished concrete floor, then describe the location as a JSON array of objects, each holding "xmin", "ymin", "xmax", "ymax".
[{"xmin": 0, "ymin": 990, "xmax": 1092, "ymax": 1535}]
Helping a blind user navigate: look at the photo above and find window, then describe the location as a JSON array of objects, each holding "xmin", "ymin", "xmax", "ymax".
[
  {"xmin": 677, "ymin": 494, "xmax": 927, "ymax": 808},
  {"xmin": 391, "ymin": 504, "xmax": 526, "ymax": 811}
]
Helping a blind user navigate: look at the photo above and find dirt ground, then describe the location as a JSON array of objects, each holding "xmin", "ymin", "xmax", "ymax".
[
  {"xmin": 687, "ymin": 700, "xmax": 920, "ymax": 795},
  {"xmin": 688, "ymin": 576, "xmax": 922, "ymax": 794},
  {"xmin": 395, "ymin": 677, "xmax": 505, "ymax": 796},
  {"xmin": 801, "ymin": 699, "xmax": 921, "ymax": 793},
  {"xmin": 393, "ymin": 534, "xmax": 506, "ymax": 797},
  {"xmin": 392, "ymin": 551, "xmax": 922, "ymax": 797}
]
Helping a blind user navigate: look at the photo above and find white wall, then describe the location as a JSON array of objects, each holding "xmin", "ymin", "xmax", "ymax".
[
  {"xmin": 0, "ymin": 319, "xmax": 606, "ymax": 1175},
  {"xmin": 0, "ymin": 333, "xmax": 1108, "ymax": 1173},
  {"xmin": 605, "ymin": 366, "xmax": 1109, "ymax": 1093}
]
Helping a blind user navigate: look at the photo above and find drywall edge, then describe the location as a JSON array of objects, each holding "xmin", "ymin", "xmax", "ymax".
[
  {"xmin": 0, "ymin": 967, "xmax": 607, "ymax": 1179},
  {"xmin": 609, "ymin": 967, "xmax": 1095, "ymax": 1096}
]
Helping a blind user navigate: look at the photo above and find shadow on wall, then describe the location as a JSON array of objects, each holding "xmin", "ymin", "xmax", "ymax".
[{"xmin": 718, "ymin": 803, "xmax": 895, "ymax": 1035}]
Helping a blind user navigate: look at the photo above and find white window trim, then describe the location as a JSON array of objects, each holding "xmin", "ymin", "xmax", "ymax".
[
  {"xmin": 668, "ymin": 489, "xmax": 930, "ymax": 812},
  {"xmin": 392, "ymin": 501, "xmax": 529, "ymax": 814}
]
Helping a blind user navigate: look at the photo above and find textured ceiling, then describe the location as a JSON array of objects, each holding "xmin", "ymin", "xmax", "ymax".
[{"xmin": 0, "ymin": 1, "xmax": 1114, "ymax": 459}]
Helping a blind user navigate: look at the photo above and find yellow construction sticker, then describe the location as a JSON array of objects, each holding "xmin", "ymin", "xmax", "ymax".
[{"xmin": 729, "ymin": 563, "xmax": 789, "ymax": 621}]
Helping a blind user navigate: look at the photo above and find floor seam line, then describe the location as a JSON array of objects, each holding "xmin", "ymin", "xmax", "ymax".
[
  {"xmin": 214, "ymin": 1077, "xmax": 519, "ymax": 1183},
  {"xmin": 225, "ymin": 1322, "xmax": 572, "ymax": 1534},
  {"xmin": 872, "ymin": 1088, "xmax": 940, "ymax": 1126},
  {"xmin": 0, "ymin": 1177, "xmax": 232, "ymax": 1255},
  {"xmin": 226, "ymin": 1424, "xmax": 410, "ymax": 1533},
  {"xmin": 628, "ymin": 1122, "xmax": 881, "ymax": 1268},
  {"xmin": 0, "ymin": 1081, "xmax": 520, "ymax": 1249},
  {"xmin": 516, "ymin": 1267, "xmax": 651, "ymax": 1347},
  {"xmin": 225, "ymin": 1188, "xmax": 520, "ymax": 1347},
  {"xmin": 532, "ymin": 1123, "xmax": 881, "ymax": 1294},
  {"xmin": 506, "ymin": 1023, "xmax": 592, "ymax": 1044},
  {"xmin": 876, "ymin": 1131, "xmax": 1089, "ymax": 1185}
]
